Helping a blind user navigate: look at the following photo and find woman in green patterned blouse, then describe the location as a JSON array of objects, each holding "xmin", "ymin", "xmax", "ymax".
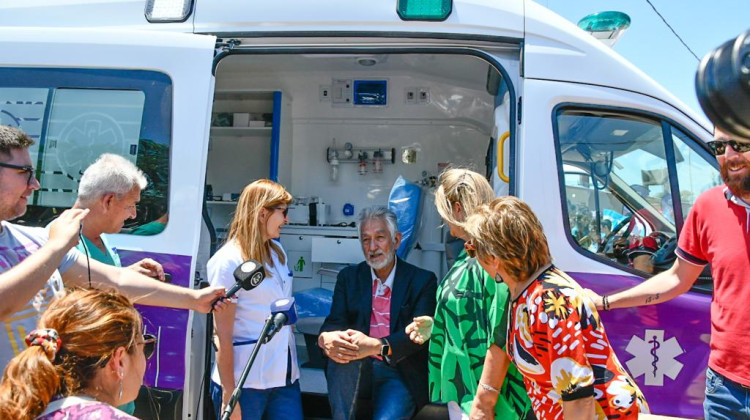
[{"xmin": 406, "ymin": 169, "xmax": 533, "ymax": 420}]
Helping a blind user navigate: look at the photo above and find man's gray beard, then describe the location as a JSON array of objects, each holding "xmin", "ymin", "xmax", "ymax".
[{"xmin": 367, "ymin": 252, "xmax": 395, "ymax": 271}]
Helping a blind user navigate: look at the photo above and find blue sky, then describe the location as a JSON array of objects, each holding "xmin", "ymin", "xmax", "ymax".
[{"xmin": 545, "ymin": 0, "xmax": 749, "ymax": 121}]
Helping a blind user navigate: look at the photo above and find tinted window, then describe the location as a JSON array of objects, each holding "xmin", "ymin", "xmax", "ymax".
[{"xmin": 0, "ymin": 68, "xmax": 171, "ymax": 234}]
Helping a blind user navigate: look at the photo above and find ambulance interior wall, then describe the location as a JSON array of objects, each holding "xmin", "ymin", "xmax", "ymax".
[{"xmin": 201, "ymin": 54, "xmax": 497, "ymax": 280}]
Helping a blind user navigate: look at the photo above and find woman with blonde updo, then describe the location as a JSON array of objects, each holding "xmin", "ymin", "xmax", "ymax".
[{"xmin": 0, "ymin": 289, "xmax": 154, "ymax": 420}]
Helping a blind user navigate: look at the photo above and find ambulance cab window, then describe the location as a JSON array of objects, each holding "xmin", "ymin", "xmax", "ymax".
[
  {"xmin": 670, "ymin": 127, "xmax": 722, "ymax": 218},
  {"xmin": 556, "ymin": 109, "xmax": 677, "ymax": 276},
  {"xmin": 0, "ymin": 68, "xmax": 171, "ymax": 235}
]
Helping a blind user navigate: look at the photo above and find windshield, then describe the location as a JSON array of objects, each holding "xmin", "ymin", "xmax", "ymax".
[{"xmin": 556, "ymin": 108, "xmax": 720, "ymax": 283}]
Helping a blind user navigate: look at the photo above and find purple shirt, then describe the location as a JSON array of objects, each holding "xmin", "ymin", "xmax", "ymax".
[{"xmin": 36, "ymin": 395, "xmax": 138, "ymax": 420}]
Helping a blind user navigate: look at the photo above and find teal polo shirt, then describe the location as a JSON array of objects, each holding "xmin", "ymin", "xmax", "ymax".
[{"xmin": 75, "ymin": 233, "xmax": 122, "ymax": 267}]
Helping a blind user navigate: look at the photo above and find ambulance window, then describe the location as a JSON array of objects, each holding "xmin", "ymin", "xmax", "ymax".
[
  {"xmin": 670, "ymin": 127, "xmax": 722, "ymax": 218},
  {"xmin": 556, "ymin": 109, "xmax": 675, "ymax": 275},
  {"xmin": 670, "ymin": 127, "xmax": 720, "ymax": 292},
  {"xmin": 0, "ymin": 68, "xmax": 171, "ymax": 235}
]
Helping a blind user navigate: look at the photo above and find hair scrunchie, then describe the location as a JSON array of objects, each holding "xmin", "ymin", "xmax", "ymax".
[{"xmin": 25, "ymin": 328, "xmax": 62, "ymax": 362}]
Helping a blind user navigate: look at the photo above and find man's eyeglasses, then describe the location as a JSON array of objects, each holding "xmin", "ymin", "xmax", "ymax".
[
  {"xmin": 706, "ymin": 139, "xmax": 750, "ymax": 156},
  {"xmin": 464, "ymin": 240, "xmax": 476, "ymax": 258},
  {"xmin": 142, "ymin": 333, "xmax": 157, "ymax": 359},
  {"xmin": 268, "ymin": 206, "xmax": 289, "ymax": 217},
  {"xmin": 0, "ymin": 161, "xmax": 35, "ymax": 185}
]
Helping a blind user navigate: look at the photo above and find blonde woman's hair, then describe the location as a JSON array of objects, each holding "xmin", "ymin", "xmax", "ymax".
[
  {"xmin": 227, "ymin": 179, "xmax": 292, "ymax": 266},
  {"xmin": 464, "ymin": 197, "xmax": 551, "ymax": 281},
  {"xmin": 434, "ymin": 168, "xmax": 495, "ymax": 226},
  {"xmin": 0, "ymin": 289, "xmax": 142, "ymax": 420}
]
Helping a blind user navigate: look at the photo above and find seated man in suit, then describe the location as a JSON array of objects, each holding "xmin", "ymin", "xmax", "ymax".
[{"xmin": 318, "ymin": 206, "xmax": 437, "ymax": 420}]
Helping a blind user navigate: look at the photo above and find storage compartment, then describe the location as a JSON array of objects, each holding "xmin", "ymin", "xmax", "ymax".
[{"xmin": 311, "ymin": 237, "xmax": 362, "ymax": 264}]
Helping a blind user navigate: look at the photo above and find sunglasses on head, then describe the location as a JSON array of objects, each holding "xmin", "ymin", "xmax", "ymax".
[
  {"xmin": 706, "ymin": 139, "xmax": 750, "ymax": 156},
  {"xmin": 268, "ymin": 206, "xmax": 289, "ymax": 217},
  {"xmin": 464, "ymin": 240, "xmax": 476, "ymax": 258},
  {"xmin": 0, "ymin": 161, "xmax": 35, "ymax": 185},
  {"xmin": 142, "ymin": 333, "xmax": 157, "ymax": 359}
]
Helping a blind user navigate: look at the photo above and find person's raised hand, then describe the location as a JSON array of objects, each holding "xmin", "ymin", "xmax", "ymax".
[
  {"xmin": 318, "ymin": 330, "xmax": 359, "ymax": 364},
  {"xmin": 212, "ymin": 296, "xmax": 232, "ymax": 313},
  {"xmin": 47, "ymin": 208, "xmax": 89, "ymax": 252},
  {"xmin": 128, "ymin": 258, "xmax": 165, "ymax": 281},
  {"xmin": 405, "ymin": 315, "xmax": 434, "ymax": 344},
  {"xmin": 193, "ymin": 286, "xmax": 226, "ymax": 313}
]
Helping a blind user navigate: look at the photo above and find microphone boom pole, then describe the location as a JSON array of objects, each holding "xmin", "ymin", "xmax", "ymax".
[{"xmin": 220, "ymin": 314, "xmax": 275, "ymax": 420}]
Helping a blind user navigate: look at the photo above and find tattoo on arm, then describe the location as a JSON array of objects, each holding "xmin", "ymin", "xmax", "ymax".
[{"xmin": 645, "ymin": 293, "xmax": 660, "ymax": 304}]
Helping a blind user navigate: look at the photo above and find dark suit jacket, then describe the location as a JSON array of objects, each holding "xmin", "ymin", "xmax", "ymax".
[{"xmin": 320, "ymin": 257, "xmax": 437, "ymax": 410}]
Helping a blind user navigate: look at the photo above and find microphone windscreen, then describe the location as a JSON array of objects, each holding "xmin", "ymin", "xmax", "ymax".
[
  {"xmin": 233, "ymin": 260, "xmax": 266, "ymax": 291},
  {"xmin": 270, "ymin": 297, "xmax": 298, "ymax": 326}
]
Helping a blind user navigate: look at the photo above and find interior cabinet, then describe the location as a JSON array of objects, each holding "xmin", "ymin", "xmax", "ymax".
[
  {"xmin": 280, "ymin": 226, "xmax": 362, "ymax": 292},
  {"xmin": 205, "ymin": 90, "xmax": 283, "ymax": 241}
]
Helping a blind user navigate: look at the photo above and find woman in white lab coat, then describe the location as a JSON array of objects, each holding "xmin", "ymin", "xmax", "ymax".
[{"xmin": 208, "ymin": 179, "xmax": 301, "ymax": 420}]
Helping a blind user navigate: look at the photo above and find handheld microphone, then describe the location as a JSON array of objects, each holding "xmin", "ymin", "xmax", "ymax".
[
  {"xmin": 264, "ymin": 297, "xmax": 298, "ymax": 343},
  {"xmin": 225, "ymin": 260, "xmax": 266, "ymax": 299}
]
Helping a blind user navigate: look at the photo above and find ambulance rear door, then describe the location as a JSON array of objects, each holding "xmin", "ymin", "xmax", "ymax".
[{"xmin": 0, "ymin": 27, "xmax": 216, "ymax": 418}]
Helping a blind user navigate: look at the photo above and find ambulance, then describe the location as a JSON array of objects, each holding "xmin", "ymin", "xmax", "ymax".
[{"xmin": 0, "ymin": 0, "xmax": 716, "ymax": 418}]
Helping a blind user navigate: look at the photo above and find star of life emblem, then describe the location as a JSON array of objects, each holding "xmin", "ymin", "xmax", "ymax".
[{"xmin": 625, "ymin": 329, "xmax": 684, "ymax": 386}]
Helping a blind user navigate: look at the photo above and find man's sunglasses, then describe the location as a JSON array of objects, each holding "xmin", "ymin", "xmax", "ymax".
[
  {"xmin": 268, "ymin": 206, "xmax": 289, "ymax": 217},
  {"xmin": 706, "ymin": 140, "xmax": 750, "ymax": 156},
  {"xmin": 0, "ymin": 161, "xmax": 35, "ymax": 185},
  {"xmin": 464, "ymin": 240, "xmax": 476, "ymax": 258},
  {"xmin": 142, "ymin": 333, "xmax": 157, "ymax": 359}
]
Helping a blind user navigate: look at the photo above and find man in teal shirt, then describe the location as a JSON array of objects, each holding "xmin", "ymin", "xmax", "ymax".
[
  {"xmin": 73, "ymin": 153, "xmax": 164, "ymax": 279},
  {"xmin": 73, "ymin": 153, "xmax": 165, "ymax": 415}
]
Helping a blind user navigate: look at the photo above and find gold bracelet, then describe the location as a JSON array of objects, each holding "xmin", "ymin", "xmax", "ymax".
[{"xmin": 479, "ymin": 382, "xmax": 499, "ymax": 393}]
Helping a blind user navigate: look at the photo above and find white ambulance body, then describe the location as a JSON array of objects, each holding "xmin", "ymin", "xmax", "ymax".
[{"xmin": 0, "ymin": 1, "xmax": 715, "ymax": 418}]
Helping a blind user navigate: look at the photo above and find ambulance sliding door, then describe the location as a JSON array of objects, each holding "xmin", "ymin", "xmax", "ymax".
[
  {"xmin": 0, "ymin": 28, "xmax": 216, "ymax": 419},
  {"xmin": 519, "ymin": 77, "xmax": 715, "ymax": 418}
]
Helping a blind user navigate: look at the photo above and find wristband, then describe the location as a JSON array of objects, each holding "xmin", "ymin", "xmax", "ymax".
[
  {"xmin": 479, "ymin": 382, "xmax": 499, "ymax": 393},
  {"xmin": 603, "ymin": 295, "xmax": 610, "ymax": 311}
]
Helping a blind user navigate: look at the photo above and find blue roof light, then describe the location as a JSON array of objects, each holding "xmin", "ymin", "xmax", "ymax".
[{"xmin": 577, "ymin": 11, "xmax": 631, "ymax": 47}]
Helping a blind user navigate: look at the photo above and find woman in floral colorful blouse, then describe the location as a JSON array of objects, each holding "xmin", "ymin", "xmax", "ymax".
[{"xmin": 464, "ymin": 196, "xmax": 649, "ymax": 420}]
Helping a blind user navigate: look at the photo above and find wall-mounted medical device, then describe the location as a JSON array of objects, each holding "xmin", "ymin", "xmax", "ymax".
[
  {"xmin": 331, "ymin": 79, "xmax": 388, "ymax": 107},
  {"xmin": 326, "ymin": 145, "xmax": 395, "ymax": 176}
]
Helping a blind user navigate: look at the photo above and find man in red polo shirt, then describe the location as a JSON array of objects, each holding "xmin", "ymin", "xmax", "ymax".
[{"xmin": 587, "ymin": 128, "xmax": 750, "ymax": 419}]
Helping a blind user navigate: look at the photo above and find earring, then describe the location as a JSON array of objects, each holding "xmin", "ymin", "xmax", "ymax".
[
  {"xmin": 118, "ymin": 370, "xmax": 123, "ymax": 401},
  {"xmin": 494, "ymin": 273, "xmax": 504, "ymax": 284}
]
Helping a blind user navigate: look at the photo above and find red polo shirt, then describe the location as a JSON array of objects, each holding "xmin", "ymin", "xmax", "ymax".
[{"xmin": 677, "ymin": 186, "xmax": 750, "ymax": 386}]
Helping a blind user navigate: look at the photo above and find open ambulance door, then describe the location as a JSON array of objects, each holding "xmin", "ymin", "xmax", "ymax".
[
  {"xmin": 519, "ymin": 74, "xmax": 716, "ymax": 418},
  {"xmin": 0, "ymin": 28, "xmax": 217, "ymax": 419}
]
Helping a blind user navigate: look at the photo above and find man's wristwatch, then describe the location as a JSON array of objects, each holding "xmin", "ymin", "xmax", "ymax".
[{"xmin": 379, "ymin": 338, "xmax": 391, "ymax": 358}]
